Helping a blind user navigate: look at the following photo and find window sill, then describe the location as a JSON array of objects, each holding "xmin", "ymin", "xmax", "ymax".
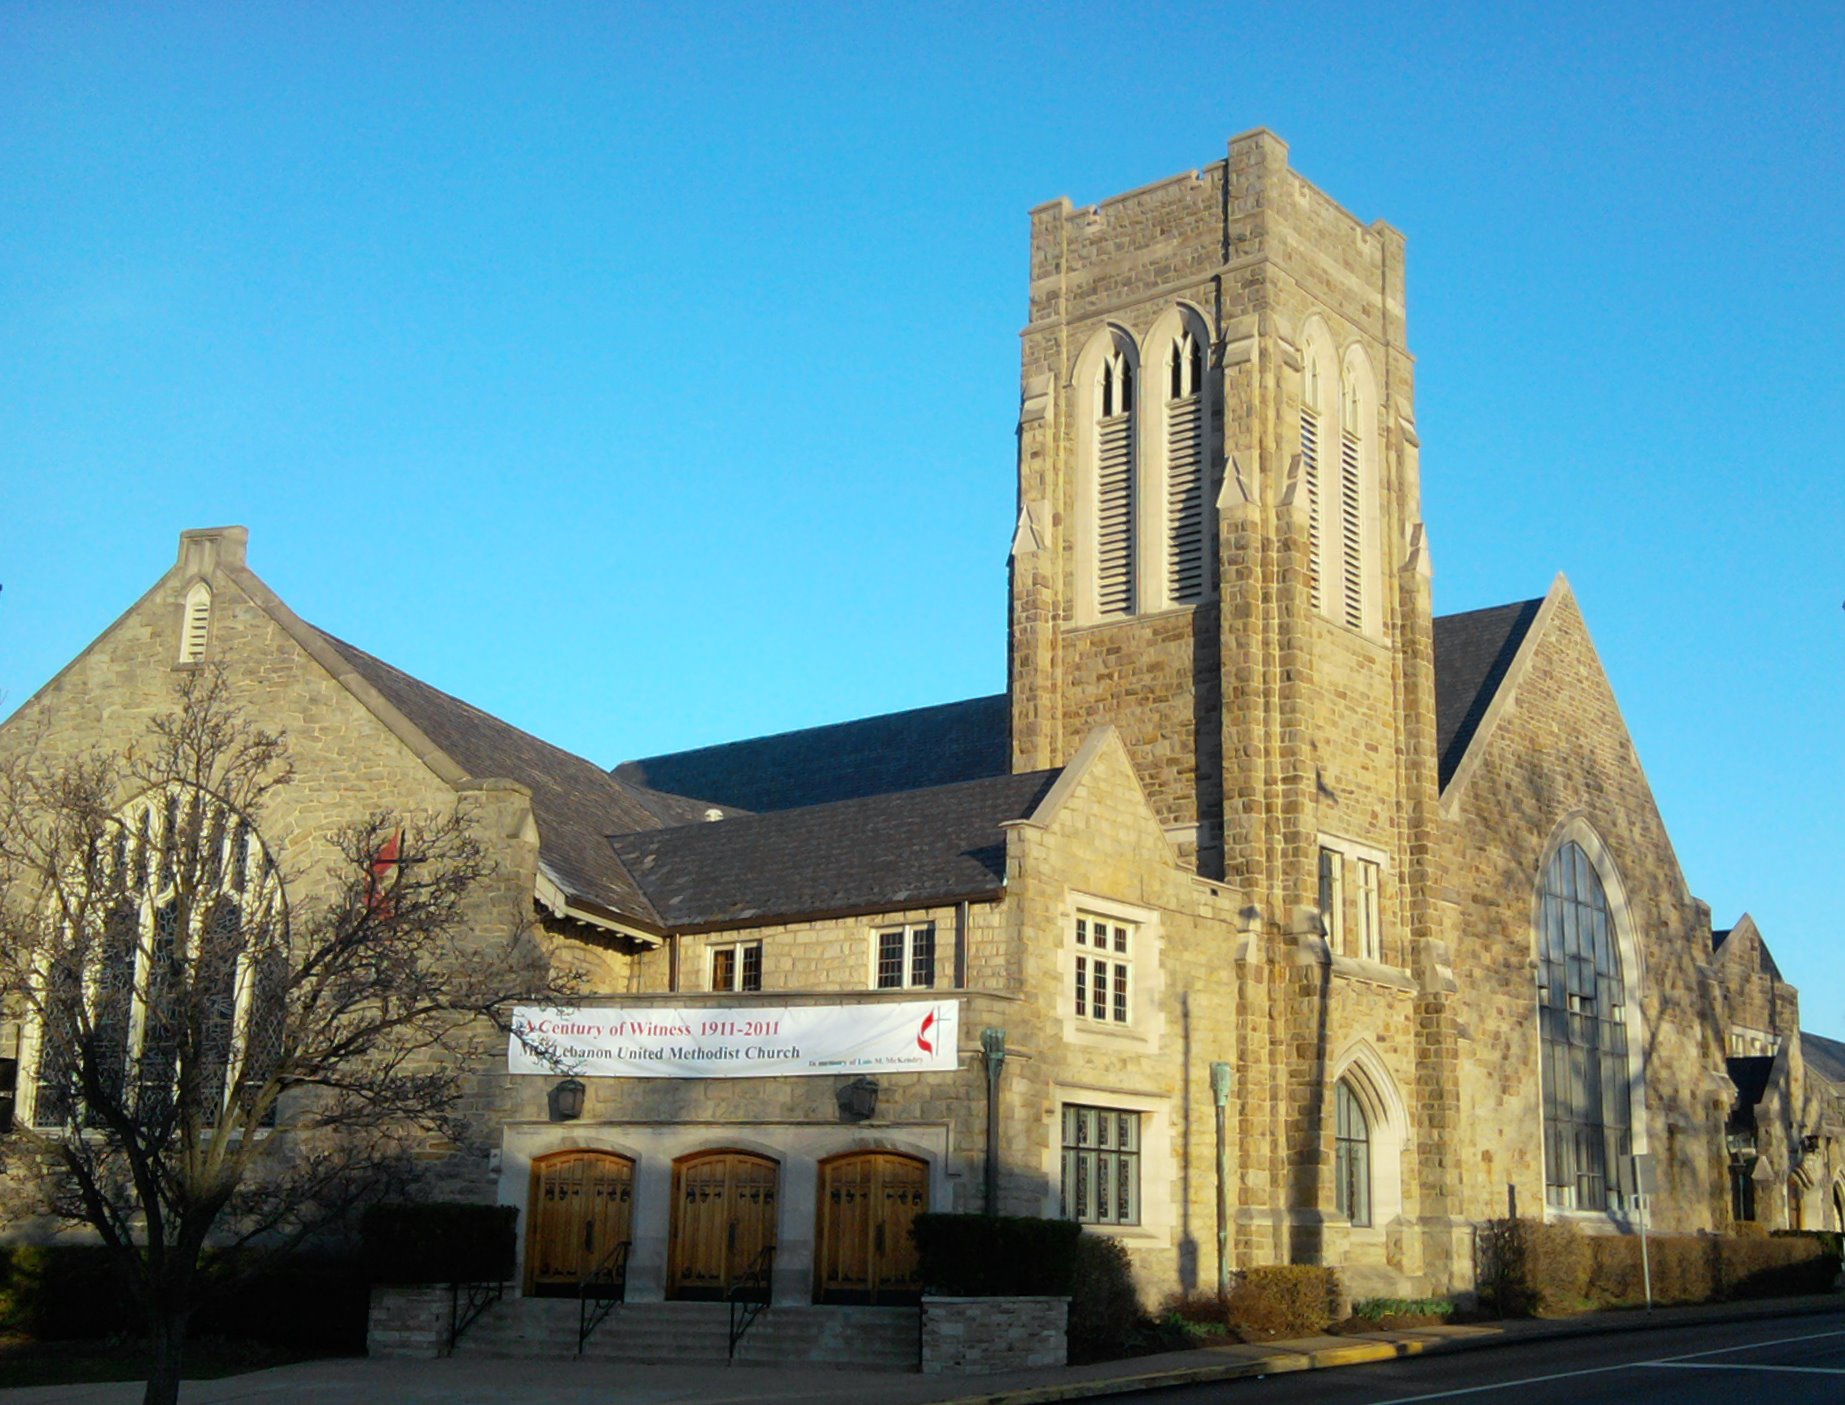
[
  {"xmin": 1329, "ymin": 954, "xmax": 1415, "ymax": 993},
  {"xmin": 1065, "ymin": 600, "xmax": 1216, "ymax": 634}
]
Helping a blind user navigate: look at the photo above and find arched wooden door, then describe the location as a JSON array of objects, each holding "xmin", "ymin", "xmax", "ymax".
[
  {"xmin": 668, "ymin": 1151, "xmax": 779, "ymax": 1299},
  {"xmin": 814, "ymin": 1152, "xmax": 929, "ymax": 1303},
  {"xmin": 526, "ymin": 1151, "xmax": 635, "ymax": 1295}
]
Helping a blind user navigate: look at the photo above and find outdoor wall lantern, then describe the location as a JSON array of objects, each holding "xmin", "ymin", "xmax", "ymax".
[
  {"xmin": 837, "ymin": 1076, "xmax": 880, "ymax": 1122},
  {"xmin": 550, "ymin": 1078, "xmax": 587, "ymax": 1122}
]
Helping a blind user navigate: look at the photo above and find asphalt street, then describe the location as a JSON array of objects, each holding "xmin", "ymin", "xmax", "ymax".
[{"xmin": 1142, "ymin": 1309, "xmax": 1845, "ymax": 1405}]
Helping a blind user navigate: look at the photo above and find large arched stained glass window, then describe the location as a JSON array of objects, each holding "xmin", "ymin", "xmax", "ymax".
[{"xmin": 1537, "ymin": 840, "xmax": 1633, "ymax": 1210}]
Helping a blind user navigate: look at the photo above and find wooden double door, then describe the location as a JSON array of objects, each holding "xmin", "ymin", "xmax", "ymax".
[
  {"xmin": 526, "ymin": 1150, "xmax": 634, "ymax": 1295},
  {"xmin": 813, "ymin": 1152, "xmax": 929, "ymax": 1303},
  {"xmin": 668, "ymin": 1151, "xmax": 779, "ymax": 1298}
]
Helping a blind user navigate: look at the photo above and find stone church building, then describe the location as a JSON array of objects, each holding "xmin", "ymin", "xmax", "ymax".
[{"xmin": 4, "ymin": 130, "xmax": 1838, "ymax": 1313}]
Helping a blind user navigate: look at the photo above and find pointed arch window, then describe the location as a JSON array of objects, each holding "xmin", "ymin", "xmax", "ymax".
[
  {"xmin": 1537, "ymin": 840, "xmax": 1634, "ymax": 1211},
  {"xmin": 1165, "ymin": 330, "xmax": 1207, "ymax": 604},
  {"xmin": 27, "ymin": 786, "xmax": 284, "ymax": 1130},
  {"xmin": 1334, "ymin": 1080, "xmax": 1372, "ymax": 1227},
  {"xmin": 1094, "ymin": 348, "xmax": 1137, "ymax": 617}
]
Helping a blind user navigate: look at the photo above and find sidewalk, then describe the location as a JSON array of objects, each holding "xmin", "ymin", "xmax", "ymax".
[{"xmin": 3, "ymin": 1293, "xmax": 1840, "ymax": 1405}]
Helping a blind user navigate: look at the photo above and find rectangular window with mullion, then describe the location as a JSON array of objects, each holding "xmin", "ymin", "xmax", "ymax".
[
  {"xmin": 710, "ymin": 941, "xmax": 762, "ymax": 993},
  {"xmin": 1060, "ymin": 1105, "xmax": 1141, "ymax": 1225},
  {"xmin": 1072, "ymin": 916, "xmax": 1131, "ymax": 1024},
  {"xmin": 874, "ymin": 923, "xmax": 935, "ymax": 990}
]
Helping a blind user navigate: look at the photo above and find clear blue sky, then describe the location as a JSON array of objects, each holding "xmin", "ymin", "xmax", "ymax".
[{"xmin": 3, "ymin": 4, "xmax": 1841, "ymax": 1033}]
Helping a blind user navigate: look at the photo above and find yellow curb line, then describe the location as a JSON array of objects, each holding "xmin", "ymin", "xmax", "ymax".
[{"xmin": 927, "ymin": 1335, "xmax": 1439, "ymax": 1405}]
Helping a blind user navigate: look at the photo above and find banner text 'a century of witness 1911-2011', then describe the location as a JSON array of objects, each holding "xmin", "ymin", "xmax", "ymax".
[{"xmin": 507, "ymin": 1000, "xmax": 959, "ymax": 1079}]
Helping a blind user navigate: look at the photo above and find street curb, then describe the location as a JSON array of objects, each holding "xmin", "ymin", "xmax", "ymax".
[{"xmin": 924, "ymin": 1294, "xmax": 1845, "ymax": 1405}]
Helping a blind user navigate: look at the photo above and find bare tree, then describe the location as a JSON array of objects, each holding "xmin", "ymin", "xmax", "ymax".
[{"xmin": 0, "ymin": 670, "xmax": 558, "ymax": 1405}]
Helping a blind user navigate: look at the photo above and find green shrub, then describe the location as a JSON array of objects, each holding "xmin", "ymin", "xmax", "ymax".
[
  {"xmin": 1067, "ymin": 1234, "xmax": 1146, "ymax": 1363},
  {"xmin": 0, "ymin": 1244, "xmax": 367, "ymax": 1352},
  {"xmin": 1225, "ymin": 1265, "xmax": 1339, "ymax": 1336},
  {"xmin": 910, "ymin": 1213, "xmax": 1082, "ymax": 1297},
  {"xmin": 359, "ymin": 1202, "xmax": 517, "ymax": 1286},
  {"xmin": 1721, "ymin": 1232, "xmax": 1839, "ymax": 1298},
  {"xmin": 1774, "ymin": 1228, "xmax": 1844, "ymax": 1262},
  {"xmin": 1478, "ymin": 1217, "xmax": 1591, "ymax": 1315},
  {"xmin": 194, "ymin": 1251, "xmax": 368, "ymax": 1354},
  {"xmin": 1586, "ymin": 1234, "xmax": 1643, "ymax": 1305},
  {"xmin": 0, "ymin": 1245, "xmax": 134, "ymax": 1339},
  {"xmin": 1352, "ymin": 1296, "xmax": 1455, "ymax": 1321}
]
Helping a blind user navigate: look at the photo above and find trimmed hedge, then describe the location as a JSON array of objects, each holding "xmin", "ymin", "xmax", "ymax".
[
  {"xmin": 1225, "ymin": 1265, "xmax": 1340, "ymax": 1336},
  {"xmin": 360, "ymin": 1202, "xmax": 518, "ymax": 1286},
  {"xmin": 910, "ymin": 1213, "xmax": 1082, "ymax": 1297},
  {"xmin": 1067, "ymin": 1233, "xmax": 1142, "ymax": 1363},
  {"xmin": 0, "ymin": 1245, "xmax": 367, "ymax": 1352},
  {"xmin": 0, "ymin": 1246, "xmax": 132, "ymax": 1340},
  {"xmin": 1483, "ymin": 1217, "xmax": 1841, "ymax": 1316}
]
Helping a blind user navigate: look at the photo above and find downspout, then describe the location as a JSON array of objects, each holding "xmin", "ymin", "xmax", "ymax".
[{"xmin": 982, "ymin": 1027, "xmax": 1008, "ymax": 1214}]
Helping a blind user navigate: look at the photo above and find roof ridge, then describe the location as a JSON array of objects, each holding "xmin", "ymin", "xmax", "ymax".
[{"xmin": 608, "ymin": 765, "xmax": 1063, "ymax": 842}]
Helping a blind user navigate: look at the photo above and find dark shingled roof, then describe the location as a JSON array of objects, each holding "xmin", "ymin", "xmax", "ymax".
[
  {"xmin": 1431, "ymin": 598, "xmax": 1545, "ymax": 789},
  {"xmin": 614, "ymin": 694, "xmax": 1011, "ymax": 813},
  {"xmin": 609, "ymin": 768, "xmax": 1060, "ymax": 930},
  {"xmin": 1802, "ymin": 1032, "xmax": 1845, "ymax": 1087},
  {"xmin": 310, "ymin": 629, "xmax": 719, "ymax": 927}
]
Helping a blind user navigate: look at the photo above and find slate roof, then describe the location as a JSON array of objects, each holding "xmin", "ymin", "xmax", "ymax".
[
  {"xmin": 310, "ymin": 629, "xmax": 716, "ymax": 927},
  {"xmin": 1430, "ymin": 597, "xmax": 1545, "ymax": 789},
  {"xmin": 1802, "ymin": 1032, "xmax": 1845, "ymax": 1087},
  {"xmin": 609, "ymin": 768, "xmax": 1060, "ymax": 931},
  {"xmin": 614, "ymin": 694, "xmax": 1011, "ymax": 814},
  {"xmin": 305, "ymin": 587, "xmax": 1552, "ymax": 931}
]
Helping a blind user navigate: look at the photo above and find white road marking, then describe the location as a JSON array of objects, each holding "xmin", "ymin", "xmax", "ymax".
[
  {"xmin": 1359, "ymin": 1327, "xmax": 1845, "ymax": 1404},
  {"xmin": 1645, "ymin": 1361, "xmax": 1845, "ymax": 1375}
]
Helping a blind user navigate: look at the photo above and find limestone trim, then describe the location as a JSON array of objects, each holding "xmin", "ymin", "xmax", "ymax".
[
  {"xmin": 1139, "ymin": 302, "xmax": 1216, "ymax": 611},
  {"xmin": 1329, "ymin": 1039, "xmax": 1408, "ymax": 1239},
  {"xmin": 1071, "ymin": 323, "xmax": 1142, "ymax": 624},
  {"xmin": 1531, "ymin": 815, "xmax": 1654, "ymax": 1217},
  {"xmin": 1437, "ymin": 573, "xmax": 1569, "ymax": 817},
  {"xmin": 1058, "ymin": 890, "xmax": 1164, "ymax": 1055},
  {"xmin": 498, "ymin": 1120, "xmax": 953, "ymax": 1305},
  {"xmin": 1041, "ymin": 1082, "xmax": 1173, "ymax": 1243}
]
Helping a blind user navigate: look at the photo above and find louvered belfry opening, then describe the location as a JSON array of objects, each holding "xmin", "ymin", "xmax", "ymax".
[
  {"xmin": 1339, "ymin": 428, "xmax": 1364, "ymax": 629},
  {"xmin": 179, "ymin": 581, "xmax": 212, "ymax": 663},
  {"xmin": 1301, "ymin": 404, "xmax": 1323, "ymax": 613},
  {"xmin": 1095, "ymin": 350, "xmax": 1136, "ymax": 617},
  {"xmin": 1166, "ymin": 331, "xmax": 1206, "ymax": 604}
]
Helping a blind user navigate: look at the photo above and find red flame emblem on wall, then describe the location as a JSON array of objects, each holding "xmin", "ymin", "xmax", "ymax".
[{"xmin": 917, "ymin": 1010, "xmax": 936, "ymax": 1055}]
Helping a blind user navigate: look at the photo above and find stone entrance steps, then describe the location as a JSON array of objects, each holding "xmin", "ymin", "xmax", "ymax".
[{"xmin": 455, "ymin": 1297, "xmax": 920, "ymax": 1369}]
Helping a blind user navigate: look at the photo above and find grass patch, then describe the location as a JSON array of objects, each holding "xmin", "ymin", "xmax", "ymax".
[{"xmin": 0, "ymin": 1332, "xmax": 341, "ymax": 1389}]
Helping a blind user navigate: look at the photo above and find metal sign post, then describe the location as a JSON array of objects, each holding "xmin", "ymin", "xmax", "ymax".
[
  {"xmin": 1631, "ymin": 1153, "xmax": 1657, "ymax": 1311},
  {"xmin": 1211, "ymin": 1062, "xmax": 1233, "ymax": 1301}
]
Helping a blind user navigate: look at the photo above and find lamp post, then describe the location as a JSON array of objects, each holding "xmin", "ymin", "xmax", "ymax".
[
  {"xmin": 1211, "ymin": 1061, "xmax": 1233, "ymax": 1299},
  {"xmin": 982, "ymin": 1028, "xmax": 1007, "ymax": 1215}
]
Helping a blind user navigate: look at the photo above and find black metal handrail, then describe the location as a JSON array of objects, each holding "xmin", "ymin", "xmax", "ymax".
[
  {"xmin": 577, "ymin": 1238, "xmax": 632, "ymax": 1355},
  {"xmin": 726, "ymin": 1245, "xmax": 775, "ymax": 1362},
  {"xmin": 448, "ymin": 1276, "xmax": 505, "ymax": 1351}
]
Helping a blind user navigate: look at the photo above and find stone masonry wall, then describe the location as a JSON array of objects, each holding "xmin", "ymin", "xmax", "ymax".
[
  {"xmin": 1439, "ymin": 587, "xmax": 1729, "ymax": 1233},
  {"xmin": 0, "ymin": 529, "xmax": 539, "ymax": 1210},
  {"xmin": 921, "ymin": 1296, "xmax": 1068, "ymax": 1374}
]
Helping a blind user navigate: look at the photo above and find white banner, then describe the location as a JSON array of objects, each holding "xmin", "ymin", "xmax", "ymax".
[{"xmin": 507, "ymin": 1000, "xmax": 960, "ymax": 1079}]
